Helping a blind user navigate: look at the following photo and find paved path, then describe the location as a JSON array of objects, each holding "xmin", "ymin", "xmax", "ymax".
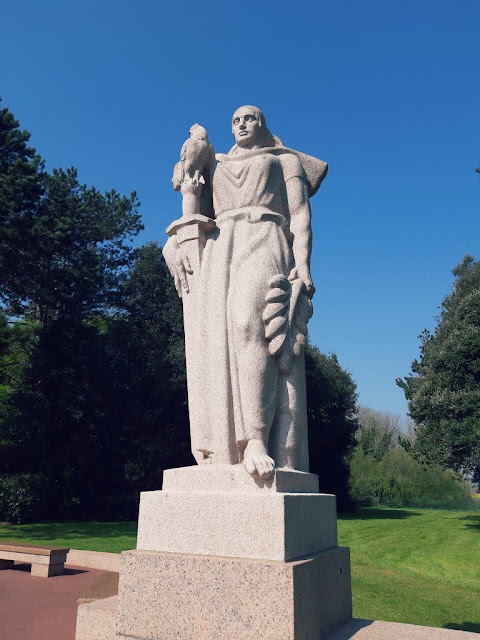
[{"xmin": 0, "ymin": 562, "xmax": 118, "ymax": 640}]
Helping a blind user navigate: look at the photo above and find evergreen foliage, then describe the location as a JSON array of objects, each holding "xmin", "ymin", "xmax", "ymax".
[
  {"xmin": 0, "ymin": 98, "xmax": 45, "ymax": 308},
  {"xmin": 306, "ymin": 345, "xmax": 358, "ymax": 511},
  {"xmin": 0, "ymin": 244, "xmax": 191, "ymax": 521},
  {"xmin": 397, "ymin": 255, "xmax": 480, "ymax": 482}
]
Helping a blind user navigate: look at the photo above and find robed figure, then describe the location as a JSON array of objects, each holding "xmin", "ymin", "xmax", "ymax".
[{"xmin": 163, "ymin": 106, "xmax": 327, "ymax": 479}]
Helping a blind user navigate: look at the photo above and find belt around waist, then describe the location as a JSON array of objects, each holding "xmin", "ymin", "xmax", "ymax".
[{"xmin": 215, "ymin": 207, "xmax": 287, "ymax": 227}]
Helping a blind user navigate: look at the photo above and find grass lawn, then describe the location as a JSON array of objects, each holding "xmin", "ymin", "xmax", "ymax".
[
  {"xmin": 0, "ymin": 521, "xmax": 137, "ymax": 554},
  {"xmin": 0, "ymin": 507, "xmax": 478, "ymax": 632},
  {"xmin": 338, "ymin": 507, "xmax": 480, "ymax": 633}
]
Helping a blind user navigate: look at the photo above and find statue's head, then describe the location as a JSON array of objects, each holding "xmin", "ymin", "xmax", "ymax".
[
  {"xmin": 231, "ymin": 106, "xmax": 281, "ymax": 149},
  {"xmin": 189, "ymin": 123, "xmax": 209, "ymax": 142}
]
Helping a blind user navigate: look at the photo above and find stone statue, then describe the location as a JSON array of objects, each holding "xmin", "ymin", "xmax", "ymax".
[{"xmin": 163, "ymin": 105, "xmax": 327, "ymax": 480}]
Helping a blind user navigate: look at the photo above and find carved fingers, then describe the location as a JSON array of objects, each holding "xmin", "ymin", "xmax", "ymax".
[
  {"xmin": 174, "ymin": 247, "xmax": 193, "ymax": 295},
  {"xmin": 162, "ymin": 237, "xmax": 193, "ymax": 297},
  {"xmin": 291, "ymin": 266, "xmax": 315, "ymax": 299}
]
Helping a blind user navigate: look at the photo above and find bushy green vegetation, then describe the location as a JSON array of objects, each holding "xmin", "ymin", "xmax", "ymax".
[
  {"xmin": 349, "ymin": 448, "xmax": 473, "ymax": 508},
  {"xmin": 348, "ymin": 406, "xmax": 474, "ymax": 509}
]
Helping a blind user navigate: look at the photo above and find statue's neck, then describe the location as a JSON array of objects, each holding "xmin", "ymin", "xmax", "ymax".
[{"xmin": 234, "ymin": 143, "xmax": 263, "ymax": 155}]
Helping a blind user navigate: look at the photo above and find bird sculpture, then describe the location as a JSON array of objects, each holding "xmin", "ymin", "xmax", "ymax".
[{"xmin": 172, "ymin": 124, "xmax": 215, "ymax": 191}]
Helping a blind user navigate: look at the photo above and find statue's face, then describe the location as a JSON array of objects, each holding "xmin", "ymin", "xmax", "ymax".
[{"xmin": 232, "ymin": 107, "xmax": 261, "ymax": 147}]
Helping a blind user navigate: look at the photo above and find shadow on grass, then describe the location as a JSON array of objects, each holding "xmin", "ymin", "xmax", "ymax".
[
  {"xmin": 339, "ymin": 508, "xmax": 422, "ymax": 521},
  {"xmin": 0, "ymin": 521, "xmax": 137, "ymax": 541},
  {"xmin": 444, "ymin": 621, "xmax": 480, "ymax": 633},
  {"xmin": 457, "ymin": 514, "xmax": 480, "ymax": 530}
]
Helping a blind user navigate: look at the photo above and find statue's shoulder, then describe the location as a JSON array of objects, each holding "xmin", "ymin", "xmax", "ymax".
[
  {"xmin": 274, "ymin": 147, "xmax": 328, "ymax": 198},
  {"xmin": 275, "ymin": 149, "xmax": 304, "ymax": 175}
]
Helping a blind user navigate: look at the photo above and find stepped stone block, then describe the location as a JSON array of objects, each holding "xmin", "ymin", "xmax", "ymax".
[
  {"xmin": 116, "ymin": 547, "xmax": 352, "ymax": 640},
  {"xmin": 137, "ymin": 466, "xmax": 336, "ymax": 562}
]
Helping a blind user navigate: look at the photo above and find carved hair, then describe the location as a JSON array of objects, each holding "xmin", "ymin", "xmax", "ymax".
[{"xmin": 229, "ymin": 106, "xmax": 283, "ymax": 155}]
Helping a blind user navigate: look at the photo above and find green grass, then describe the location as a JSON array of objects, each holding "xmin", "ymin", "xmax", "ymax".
[
  {"xmin": 338, "ymin": 507, "xmax": 480, "ymax": 633},
  {"xmin": 1, "ymin": 507, "xmax": 479, "ymax": 632},
  {"xmin": 0, "ymin": 521, "xmax": 137, "ymax": 553}
]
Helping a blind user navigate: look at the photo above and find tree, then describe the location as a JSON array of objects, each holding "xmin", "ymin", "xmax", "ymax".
[
  {"xmin": 0, "ymin": 98, "xmax": 45, "ymax": 308},
  {"xmin": 0, "ymin": 243, "xmax": 191, "ymax": 521},
  {"xmin": 397, "ymin": 255, "xmax": 480, "ymax": 482},
  {"xmin": 0, "ymin": 314, "xmax": 38, "ymax": 401},
  {"xmin": 355, "ymin": 406, "xmax": 402, "ymax": 460},
  {"xmin": 306, "ymin": 345, "xmax": 358, "ymax": 511},
  {"xmin": 6, "ymin": 167, "xmax": 142, "ymax": 324},
  {"xmin": 1, "ymin": 99, "xmax": 143, "ymax": 322},
  {"xmin": 109, "ymin": 242, "xmax": 191, "ymax": 494}
]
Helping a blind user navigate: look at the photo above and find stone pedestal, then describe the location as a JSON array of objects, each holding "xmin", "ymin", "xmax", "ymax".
[
  {"xmin": 137, "ymin": 466, "xmax": 337, "ymax": 561},
  {"xmin": 76, "ymin": 466, "xmax": 352, "ymax": 640},
  {"xmin": 117, "ymin": 547, "xmax": 351, "ymax": 640}
]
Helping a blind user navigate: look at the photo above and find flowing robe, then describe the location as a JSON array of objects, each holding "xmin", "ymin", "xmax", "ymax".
[{"xmin": 184, "ymin": 146, "xmax": 327, "ymax": 470}]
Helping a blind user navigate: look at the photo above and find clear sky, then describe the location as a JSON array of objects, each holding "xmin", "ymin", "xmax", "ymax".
[{"xmin": 2, "ymin": 0, "xmax": 479, "ymax": 417}]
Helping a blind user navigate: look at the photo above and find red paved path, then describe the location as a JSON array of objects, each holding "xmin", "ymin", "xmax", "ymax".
[{"xmin": 0, "ymin": 563, "xmax": 118, "ymax": 640}]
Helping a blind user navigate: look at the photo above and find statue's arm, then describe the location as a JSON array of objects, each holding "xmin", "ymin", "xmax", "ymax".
[{"xmin": 286, "ymin": 173, "xmax": 315, "ymax": 298}]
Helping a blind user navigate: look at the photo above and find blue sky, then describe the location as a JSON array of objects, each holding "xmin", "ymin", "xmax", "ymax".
[{"xmin": 2, "ymin": 0, "xmax": 479, "ymax": 417}]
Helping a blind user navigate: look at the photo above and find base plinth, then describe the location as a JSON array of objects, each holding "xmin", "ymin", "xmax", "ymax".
[
  {"xmin": 76, "ymin": 466, "xmax": 353, "ymax": 640},
  {"xmin": 116, "ymin": 547, "xmax": 352, "ymax": 640},
  {"xmin": 137, "ymin": 466, "xmax": 337, "ymax": 561}
]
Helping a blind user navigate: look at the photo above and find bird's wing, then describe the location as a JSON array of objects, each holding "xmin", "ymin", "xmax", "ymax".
[{"xmin": 180, "ymin": 139, "xmax": 189, "ymax": 162}]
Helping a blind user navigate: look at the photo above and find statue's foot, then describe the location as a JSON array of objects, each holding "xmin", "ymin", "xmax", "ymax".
[
  {"xmin": 200, "ymin": 452, "xmax": 214, "ymax": 464},
  {"xmin": 243, "ymin": 440, "xmax": 275, "ymax": 479}
]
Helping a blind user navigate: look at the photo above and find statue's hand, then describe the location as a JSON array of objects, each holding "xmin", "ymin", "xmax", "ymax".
[
  {"xmin": 162, "ymin": 236, "xmax": 193, "ymax": 297},
  {"xmin": 289, "ymin": 266, "xmax": 315, "ymax": 299}
]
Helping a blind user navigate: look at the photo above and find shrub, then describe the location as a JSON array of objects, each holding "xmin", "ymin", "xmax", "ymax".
[
  {"xmin": 0, "ymin": 473, "xmax": 53, "ymax": 524},
  {"xmin": 349, "ymin": 447, "xmax": 474, "ymax": 509}
]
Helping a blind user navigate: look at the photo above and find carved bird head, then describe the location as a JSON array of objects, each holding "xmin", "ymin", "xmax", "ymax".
[{"xmin": 189, "ymin": 123, "xmax": 209, "ymax": 142}]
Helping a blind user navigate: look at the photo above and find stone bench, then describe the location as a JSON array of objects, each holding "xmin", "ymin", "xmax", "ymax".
[{"xmin": 0, "ymin": 542, "xmax": 70, "ymax": 577}]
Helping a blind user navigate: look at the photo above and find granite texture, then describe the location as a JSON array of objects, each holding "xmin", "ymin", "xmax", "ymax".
[
  {"xmin": 163, "ymin": 105, "xmax": 328, "ymax": 478},
  {"xmin": 0, "ymin": 542, "xmax": 69, "ymax": 555},
  {"xmin": 67, "ymin": 549, "xmax": 121, "ymax": 572},
  {"xmin": 78, "ymin": 602, "xmax": 480, "ymax": 640},
  {"xmin": 136, "ymin": 487, "xmax": 337, "ymax": 561},
  {"xmin": 327, "ymin": 619, "xmax": 480, "ymax": 640},
  {"xmin": 0, "ymin": 549, "xmax": 63, "ymax": 564},
  {"xmin": 0, "ymin": 547, "xmax": 68, "ymax": 576},
  {"xmin": 76, "ymin": 596, "xmax": 118, "ymax": 640},
  {"xmin": 162, "ymin": 465, "xmax": 320, "ymax": 493},
  {"xmin": 116, "ymin": 547, "xmax": 352, "ymax": 640}
]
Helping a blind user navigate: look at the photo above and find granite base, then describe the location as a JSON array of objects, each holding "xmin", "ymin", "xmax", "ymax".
[
  {"xmin": 116, "ymin": 547, "xmax": 352, "ymax": 640},
  {"xmin": 137, "ymin": 466, "xmax": 337, "ymax": 561}
]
